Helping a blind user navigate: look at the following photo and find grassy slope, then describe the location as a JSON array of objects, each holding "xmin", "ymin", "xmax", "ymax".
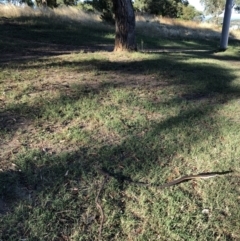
[{"xmin": 0, "ymin": 7, "xmax": 240, "ymax": 241}]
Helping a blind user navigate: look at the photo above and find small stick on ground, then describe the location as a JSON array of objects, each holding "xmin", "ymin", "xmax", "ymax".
[{"xmin": 95, "ymin": 174, "xmax": 108, "ymax": 241}]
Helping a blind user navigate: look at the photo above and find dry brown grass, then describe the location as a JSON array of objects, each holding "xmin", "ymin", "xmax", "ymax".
[
  {"xmin": 230, "ymin": 28, "xmax": 240, "ymax": 39},
  {"xmin": 1, "ymin": 5, "xmax": 239, "ymax": 41},
  {"xmin": 0, "ymin": 4, "xmax": 101, "ymax": 23},
  {"xmin": 136, "ymin": 14, "xmax": 220, "ymax": 30},
  {"xmin": 135, "ymin": 14, "xmax": 238, "ymax": 40}
]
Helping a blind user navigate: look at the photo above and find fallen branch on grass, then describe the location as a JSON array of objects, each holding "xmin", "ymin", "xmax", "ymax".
[{"xmin": 95, "ymin": 173, "xmax": 109, "ymax": 241}]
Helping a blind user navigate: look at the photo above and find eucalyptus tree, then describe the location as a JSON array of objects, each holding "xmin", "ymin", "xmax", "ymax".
[
  {"xmin": 84, "ymin": 0, "xmax": 136, "ymax": 51},
  {"xmin": 111, "ymin": 0, "xmax": 190, "ymax": 51},
  {"xmin": 112, "ymin": 0, "xmax": 137, "ymax": 51},
  {"xmin": 111, "ymin": 0, "xmax": 196, "ymax": 51}
]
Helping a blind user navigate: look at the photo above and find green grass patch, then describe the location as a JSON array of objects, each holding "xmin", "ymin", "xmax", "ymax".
[{"xmin": 0, "ymin": 10, "xmax": 240, "ymax": 241}]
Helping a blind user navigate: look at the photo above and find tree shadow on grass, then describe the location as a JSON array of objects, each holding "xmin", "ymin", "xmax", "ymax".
[
  {"xmin": 0, "ymin": 51, "xmax": 240, "ymax": 240},
  {"xmin": 0, "ymin": 103, "xmax": 237, "ymax": 240},
  {"xmin": 0, "ymin": 16, "xmax": 114, "ymax": 63},
  {"xmin": 1, "ymin": 14, "xmax": 240, "ymax": 65},
  {"xmin": 12, "ymin": 52, "xmax": 238, "ymax": 94}
]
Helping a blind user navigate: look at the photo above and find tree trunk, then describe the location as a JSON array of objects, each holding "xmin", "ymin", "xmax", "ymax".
[{"xmin": 112, "ymin": 0, "xmax": 137, "ymax": 51}]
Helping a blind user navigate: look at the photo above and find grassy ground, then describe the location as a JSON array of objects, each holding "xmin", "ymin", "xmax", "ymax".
[{"xmin": 1, "ymin": 5, "xmax": 240, "ymax": 241}]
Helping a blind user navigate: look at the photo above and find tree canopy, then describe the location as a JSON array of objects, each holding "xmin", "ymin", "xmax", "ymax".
[
  {"xmin": 82, "ymin": 0, "xmax": 201, "ymax": 22},
  {"xmin": 200, "ymin": 0, "xmax": 240, "ymax": 16},
  {"xmin": 134, "ymin": 0, "xmax": 189, "ymax": 18}
]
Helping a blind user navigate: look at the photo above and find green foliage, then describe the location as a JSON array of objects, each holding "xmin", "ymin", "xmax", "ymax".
[
  {"xmin": 61, "ymin": 0, "xmax": 76, "ymax": 6},
  {"xmin": 200, "ymin": 0, "xmax": 225, "ymax": 16},
  {"xmin": 81, "ymin": 0, "xmax": 195, "ymax": 21},
  {"xmin": 84, "ymin": 0, "xmax": 114, "ymax": 23},
  {"xmin": 21, "ymin": 0, "xmax": 34, "ymax": 7},
  {"xmin": 200, "ymin": 0, "xmax": 240, "ymax": 24},
  {"xmin": 35, "ymin": 0, "xmax": 76, "ymax": 8},
  {"xmin": 77, "ymin": 2, "xmax": 96, "ymax": 12},
  {"xmin": 180, "ymin": 5, "xmax": 201, "ymax": 20},
  {"xmin": 134, "ymin": 0, "xmax": 190, "ymax": 18},
  {"xmin": 35, "ymin": 0, "xmax": 57, "ymax": 8}
]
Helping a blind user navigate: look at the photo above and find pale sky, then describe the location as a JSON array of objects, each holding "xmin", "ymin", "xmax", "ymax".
[{"xmin": 188, "ymin": 0, "xmax": 204, "ymax": 12}]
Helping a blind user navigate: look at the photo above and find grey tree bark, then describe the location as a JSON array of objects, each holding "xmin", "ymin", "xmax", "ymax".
[{"xmin": 112, "ymin": 0, "xmax": 137, "ymax": 51}]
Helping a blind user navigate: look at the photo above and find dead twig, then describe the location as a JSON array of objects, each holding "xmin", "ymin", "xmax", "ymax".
[{"xmin": 95, "ymin": 172, "xmax": 108, "ymax": 241}]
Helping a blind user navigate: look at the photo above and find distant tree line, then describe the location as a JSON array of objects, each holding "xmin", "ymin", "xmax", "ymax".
[
  {"xmin": 200, "ymin": 0, "xmax": 240, "ymax": 16},
  {"xmin": 2, "ymin": 0, "xmax": 202, "ymax": 22},
  {"xmin": 3, "ymin": 0, "xmax": 240, "ymax": 22},
  {"xmin": 200, "ymin": 0, "xmax": 240, "ymax": 23},
  {"xmin": 81, "ymin": 0, "xmax": 202, "ymax": 22}
]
